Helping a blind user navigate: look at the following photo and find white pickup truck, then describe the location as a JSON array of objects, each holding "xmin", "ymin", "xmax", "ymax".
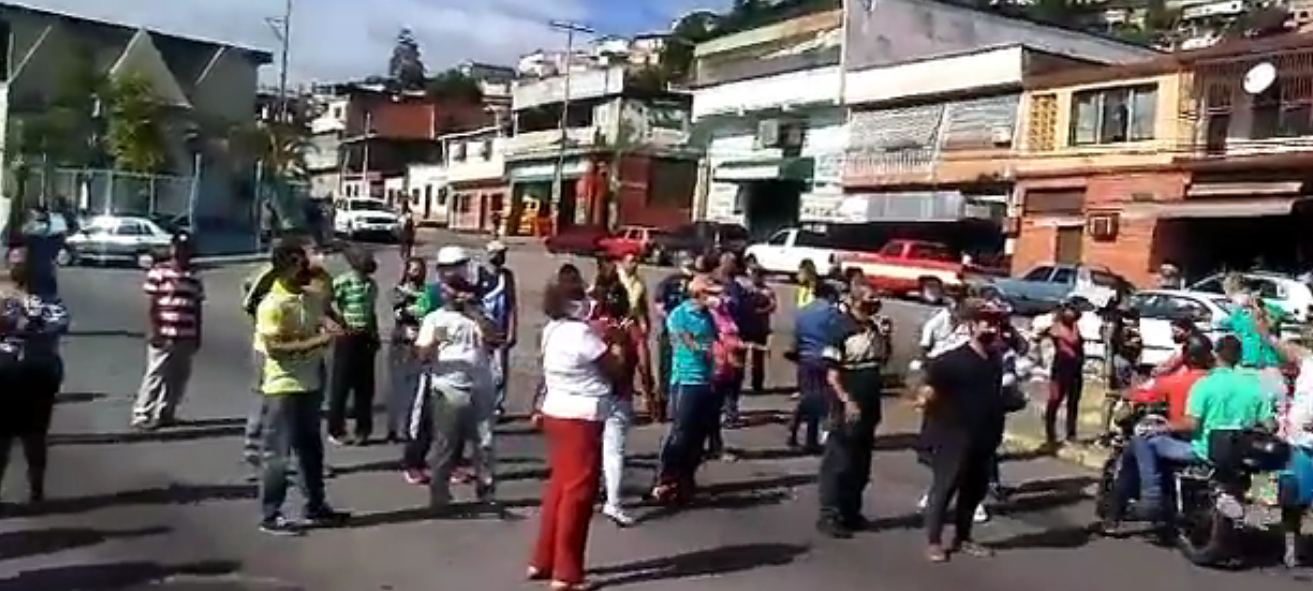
[{"xmin": 743, "ymin": 227, "xmax": 847, "ymax": 279}]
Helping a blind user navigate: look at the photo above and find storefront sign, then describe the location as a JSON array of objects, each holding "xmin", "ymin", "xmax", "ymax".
[{"xmin": 507, "ymin": 159, "xmax": 588, "ymax": 183}]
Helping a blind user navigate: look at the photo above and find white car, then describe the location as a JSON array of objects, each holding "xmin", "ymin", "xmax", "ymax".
[
  {"xmin": 63, "ymin": 214, "xmax": 176, "ymax": 268},
  {"xmin": 333, "ymin": 198, "xmax": 401, "ymax": 240},
  {"xmin": 1029, "ymin": 289, "xmax": 1236, "ymax": 368},
  {"xmin": 743, "ymin": 227, "xmax": 844, "ymax": 278},
  {"xmin": 1189, "ymin": 271, "xmax": 1313, "ymax": 324}
]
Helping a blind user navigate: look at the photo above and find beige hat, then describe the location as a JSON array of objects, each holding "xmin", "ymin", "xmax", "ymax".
[{"xmin": 486, "ymin": 240, "xmax": 507, "ymax": 253}]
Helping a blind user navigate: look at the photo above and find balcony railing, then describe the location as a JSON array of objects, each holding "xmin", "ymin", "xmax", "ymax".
[
  {"xmin": 842, "ymin": 147, "xmax": 936, "ymax": 182},
  {"xmin": 694, "ymin": 46, "xmax": 840, "ymax": 88},
  {"xmin": 503, "ymin": 127, "xmax": 599, "ymax": 157}
]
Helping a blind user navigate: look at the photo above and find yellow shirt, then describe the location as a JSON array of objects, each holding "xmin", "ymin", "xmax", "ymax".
[
  {"xmin": 255, "ymin": 280, "xmax": 328, "ymax": 395},
  {"xmin": 796, "ymin": 283, "xmax": 815, "ymax": 308},
  {"xmin": 247, "ymin": 264, "xmax": 332, "ymax": 353},
  {"xmin": 619, "ymin": 270, "xmax": 648, "ymax": 323}
]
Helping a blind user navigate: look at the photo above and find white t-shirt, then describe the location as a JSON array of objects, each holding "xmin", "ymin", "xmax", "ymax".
[
  {"xmin": 920, "ymin": 307, "xmax": 969, "ymax": 359},
  {"xmin": 416, "ymin": 308, "xmax": 491, "ymax": 394},
  {"xmin": 539, "ymin": 319, "xmax": 611, "ymax": 421},
  {"xmin": 1284, "ymin": 359, "xmax": 1313, "ymax": 448}
]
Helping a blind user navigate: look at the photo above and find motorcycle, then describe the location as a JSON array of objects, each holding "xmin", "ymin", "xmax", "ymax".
[{"xmin": 1095, "ymin": 395, "xmax": 1295, "ymax": 568}]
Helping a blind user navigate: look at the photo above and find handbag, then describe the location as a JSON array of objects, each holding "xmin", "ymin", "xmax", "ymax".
[{"xmin": 1002, "ymin": 385, "xmax": 1028, "ymax": 414}]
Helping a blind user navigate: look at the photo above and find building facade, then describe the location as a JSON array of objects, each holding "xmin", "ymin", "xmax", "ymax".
[
  {"xmin": 0, "ymin": 2, "xmax": 271, "ymax": 224},
  {"xmin": 504, "ymin": 66, "xmax": 699, "ymax": 235},
  {"xmin": 1013, "ymin": 33, "xmax": 1313, "ymax": 286},
  {"xmin": 692, "ymin": 10, "xmax": 846, "ymax": 239},
  {"xmin": 441, "ymin": 125, "xmax": 509, "ymax": 232}
]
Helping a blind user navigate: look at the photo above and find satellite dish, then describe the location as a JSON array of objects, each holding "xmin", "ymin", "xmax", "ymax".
[{"xmin": 1244, "ymin": 62, "xmax": 1277, "ymax": 95}]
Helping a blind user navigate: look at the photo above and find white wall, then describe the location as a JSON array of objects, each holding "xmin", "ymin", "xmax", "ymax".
[
  {"xmin": 445, "ymin": 134, "xmax": 506, "ymax": 183},
  {"xmin": 406, "ymin": 164, "xmax": 449, "ymax": 220},
  {"xmin": 692, "ymin": 66, "xmax": 841, "ymax": 120},
  {"xmin": 844, "ymin": 46, "xmax": 1025, "ymax": 106}
]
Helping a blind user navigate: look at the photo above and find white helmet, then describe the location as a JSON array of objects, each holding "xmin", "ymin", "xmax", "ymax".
[{"xmin": 435, "ymin": 245, "xmax": 470, "ymax": 267}]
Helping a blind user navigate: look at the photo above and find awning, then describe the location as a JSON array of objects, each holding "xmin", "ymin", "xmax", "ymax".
[
  {"xmin": 713, "ymin": 157, "xmax": 814, "ymax": 182},
  {"xmin": 843, "ymin": 190, "xmax": 1002, "ymax": 222},
  {"xmin": 1187, "ymin": 181, "xmax": 1303, "ymax": 198},
  {"xmin": 1126, "ymin": 197, "xmax": 1298, "ymax": 219}
]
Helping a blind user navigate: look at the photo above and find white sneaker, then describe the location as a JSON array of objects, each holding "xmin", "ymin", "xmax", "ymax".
[
  {"xmin": 602, "ymin": 505, "xmax": 635, "ymax": 527},
  {"xmin": 918, "ymin": 494, "xmax": 928, "ymax": 511},
  {"xmin": 973, "ymin": 503, "xmax": 990, "ymax": 523}
]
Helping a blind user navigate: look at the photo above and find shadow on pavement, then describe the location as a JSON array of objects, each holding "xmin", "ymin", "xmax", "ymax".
[
  {"xmin": 864, "ymin": 475, "xmax": 1096, "ymax": 534},
  {"xmin": 65, "ymin": 329, "xmax": 146, "ymax": 339},
  {"xmin": 873, "ymin": 431, "xmax": 921, "ymax": 451},
  {"xmin": 988, "ymin": 523, "xmax": 1098, "ymax": 550},
  {"xmin": 12, "ymin": 483, "xmax": 254, "ymax": 517},
  {"xmin": 0, "ymin": 525, "xmax": 170, "ymax": 561},
  {"xmin": 51, "ymin": 425, "xmax": 244, "ymax": 446},
  {"xmin": 55, "ymin": 392, "xmax": 108, "ymax": 405},
  {"xmin": 588, "ymin": 543, "xmax": 809, "ymax": 588},
  {"xmin": 635, "ymin": 474, "xmax": 814, "ymax": 524},
  {"xmin": 0, "ymin": 559, "xmax": 240, "ymax": 591}
]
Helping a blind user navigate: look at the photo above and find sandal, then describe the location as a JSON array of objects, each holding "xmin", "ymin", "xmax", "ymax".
[
  {"xmin": 526, "ymin": 566, "xmax": 550, "ymax": 581},
  {"xmin": 925, "ymin": 545, "xmax": 949, "ymax": 563},
  {"xmin": 549, "ymin": 580, "xmax": 596, "ymax": 591}
]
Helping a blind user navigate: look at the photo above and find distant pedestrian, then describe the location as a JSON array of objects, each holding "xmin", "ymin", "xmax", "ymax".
[
  {"xmin": 398, "ymin": 211, "xmax": 416, "ymax": 261},
  {"xmin": 253, "ymin": 241, "xmax": 350, "ymax": 535},
  {"xmin": 796, "ymin": 260, "xmax": 819, "ymax": 308},
  {"xmin": 1040, "ymin": 298, "xmax": 1085, "ymax": 446},
  {"xmin": 918, "ymin": 298, "xmax": 1008, "ymax": 562},
  {"xmin": 387, "ymin": 257, "xmax": 427, "ymax": 444},
  {"xmin": 816, "ymin": 282, "xmax": 890, "ymax": 539},
  {"xmin": 529, "ymin": 280, "xmax": 622, "ymax": 590},
  {"xmin": 617, "ymin": 253, "xmax": 656, "ymax": 420},
  {"xmin": 0, "ymin": 243, "xmax": 70, "ymax": 505},
  {"xmin": 414, "ymin": 268, "xmax": 502, "ymax": 511},
  {"xmin": 789, "ymin": 281, "xmax": 843, "ymax": 453},
  {"xmin": 742, "ymin": 262, "xmax": 776, "ymax": 394},
  {"xmin": 652, "ymin": 275, "xmax": 721, "ymax": 503},
  {"xmin": 706, "ymin": 285, "xmax": 745, "ymax": 460},
  {"xmin": 652, "ymin": 255, "xmax": 696, "ymax": 422},
  {"xmin": 327, "ymin": 247, "xmax": 380, "ymax": 445},
  {"xmin": 478, "ymin": 240, "xmax": 518, "ymax": 418},
  {"xmin": 591, "ymin": 288, "xmax": 638, "ymax": 527},
  {"xmin": 132, "ymin": 233, "xmax": 204, "ymax": 430}
]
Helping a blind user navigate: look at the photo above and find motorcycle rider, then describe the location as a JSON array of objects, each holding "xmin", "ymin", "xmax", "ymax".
[
  {"xmin": 1130, "ymin": 335, "xmax": 1276, "ymax": 522},
  {"xmin": 1150, "ymin": 318, "xmax": 1204, "ymax": 378},
  {"xmin": 1103, "ymin": 334, "xmax": 1214, "ymax": 531}
]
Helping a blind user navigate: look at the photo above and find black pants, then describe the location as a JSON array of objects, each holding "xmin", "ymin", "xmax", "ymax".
[
  {"xmin": 744, "ymin": 336, "xmax": 767, "ymax": 392},
  {"xmin": 656, "ymin": 384, "xmax": 718, "ymax": 492},
  {"xmin": 328, "ymin": 334, "xmax": 378, "ymax": 439},
  {"xmin": 1044, "ymin": 366, "xmax": 1084, "ymax": 443},
  {"xmin": 0, "ymin": 359, "xmax": 62, "ymax": 499},
  {"xmin": 924, "ymin": 429, "xmax": 1001, "ymax": 546},
  {"xmin": 818, "ymin": 390, "xmax": 881, "ymax": 522}
]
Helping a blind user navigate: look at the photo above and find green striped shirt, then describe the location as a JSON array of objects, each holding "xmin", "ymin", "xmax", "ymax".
[{"xmin": 332, "ymin": 272, "xmax": 378, "ymax": 332}]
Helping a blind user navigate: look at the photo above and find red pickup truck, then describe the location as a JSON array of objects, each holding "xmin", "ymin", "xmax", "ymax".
[
  {"xmin": 837, "ymin": 239, "xmax": 1005, "ymax": 303},
  {"xmin": 597, "ymin": 226, "xmax": 662, "ymax": 261}
]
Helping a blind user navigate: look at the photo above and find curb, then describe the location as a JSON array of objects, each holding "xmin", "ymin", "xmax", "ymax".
[{"xmin": 1000, "ymin": 430, "xmax": 1111, "ymax": 471}]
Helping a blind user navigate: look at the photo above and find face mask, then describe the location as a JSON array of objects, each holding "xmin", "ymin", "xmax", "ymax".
[
  {"xmin": 975, "ymin": 330, "xmax": 999, "ymax": 346},
  {"xmin": 566, "ymin": 299, "xmax": 592, "ymax": 320},
  {"xmin": 706, "ymin": 295, "xmax": 723, "ymax": 308}
]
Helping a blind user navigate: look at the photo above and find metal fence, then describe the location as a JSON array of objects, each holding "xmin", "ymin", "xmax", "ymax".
[{"xmin": 10, "ymin": 166, "xmax": 195, "ymax": 218}]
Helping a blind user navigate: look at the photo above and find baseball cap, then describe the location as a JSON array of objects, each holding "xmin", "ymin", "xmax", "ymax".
[
  {"xmin": 435, "ymin": 245, "xmax": 470, "ymax": 266},
  {"xmin": 486, "ymin": 240, "xmax": 507, "ymax": 253}
]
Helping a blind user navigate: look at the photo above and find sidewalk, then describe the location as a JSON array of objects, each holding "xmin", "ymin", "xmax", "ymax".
[{"xmin": 1000, "ymin": 380, "xmax": 1114, "ymax": 470}]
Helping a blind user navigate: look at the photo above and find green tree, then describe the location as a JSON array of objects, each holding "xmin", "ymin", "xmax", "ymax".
[
  {"xmin": 252, "ymin": 120, "xmax": 313, "ymax": 181},
  {"xmin": 426, "ymin": 68, "xmax": 483, "ymax": 103},
  {"xmin": 104, "ymin": 72, "xmax": 166, "ymax": 173},
  {"xmin": 389, "ymin": 28, "xmax": 427, "ymax": 90},
  {"xmin": 659, "ymin": 11, "xmax": 721, "ymax": 84}
]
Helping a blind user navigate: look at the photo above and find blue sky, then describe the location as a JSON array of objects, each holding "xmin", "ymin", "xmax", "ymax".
[{"xmin": 14, "ymin": 0, "xmax": 727, "ymax": 84}]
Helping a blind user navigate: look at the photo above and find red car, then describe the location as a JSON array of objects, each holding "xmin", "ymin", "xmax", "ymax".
[
  {"xmin": 543, "ymin": 225, "xmax": 610, "ymax": 256},
  {"xmin": 597, "ymin": 226, "xmax": 664, "ymax": 261}
]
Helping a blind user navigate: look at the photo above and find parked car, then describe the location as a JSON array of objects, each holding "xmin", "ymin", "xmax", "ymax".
[
  {"xmin": 598, "ymin": 226, "xmax": 666, "ymax": 261},
  {"xmin": 1189, "ymin": 270, "xmax": 1313, "ymax": 324},
  {"xmin": 333, "ymin": 198, "xmax": 402, "ymax": 240},
  {"xmin": 648, "ymin": 222, "xmax": 750, "ymax": 266},
  {"xmin": 744, "ymin": 227, "xmax": 847, "ymax": 278},
  {"xmin": 1030, "ymin": 289, "xmax": 1237, "ymax": 367},
  {"xmin": 986, "ymin": 263, "xmax": 1131, "ymax": 316},
  {"xmin": 544, "ymin": 225, "xmax": 610, "ymax": 256},
  {"xmin": 63, "ymin": 214, "xmax": 176, "ymax": 268},
  {"xmin": 838, "ymin": 239, "xmax": 1006, "ymax": 303}
]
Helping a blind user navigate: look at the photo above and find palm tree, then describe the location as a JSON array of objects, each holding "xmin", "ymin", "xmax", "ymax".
[
  {"xmin": 104, "ymin": 72, "xmax": 167, "ymax": 173},
  {"xmin": 251, "ymin": 120, "xmax": 314, "ymax": 181}
]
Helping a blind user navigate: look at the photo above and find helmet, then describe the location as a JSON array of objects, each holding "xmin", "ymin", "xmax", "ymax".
[{"xmin": 435, "ymin": 245, "xmax": 470, "ymax": 267}]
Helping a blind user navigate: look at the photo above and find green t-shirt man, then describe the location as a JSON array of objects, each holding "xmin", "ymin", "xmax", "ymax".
[{"xmin": 1185, "ymin": 366, "xmax": 1275, "ymax": 458}]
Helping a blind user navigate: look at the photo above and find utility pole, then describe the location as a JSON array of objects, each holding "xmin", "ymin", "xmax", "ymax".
[
  {"xmin": 548, "ymin": 20, "xmax": 594, "ymax": 227},
  {"xmin": 266, "ymin": 0, "xmax": 293, "ymax": 122}
]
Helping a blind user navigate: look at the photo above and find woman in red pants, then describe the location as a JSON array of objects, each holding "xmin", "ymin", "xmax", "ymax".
[{"xmin": 529, "ymin": 279, "xmax": 624, "ymax": 590}]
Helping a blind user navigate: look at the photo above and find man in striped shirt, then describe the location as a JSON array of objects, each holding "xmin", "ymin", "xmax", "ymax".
[
  {"xmin": 327, "ymin": 246, "xmax": 380, "ymax": 444},
  {"xmin": 132, "ymin": 233, "xmax": 204, "ymax": 429}
]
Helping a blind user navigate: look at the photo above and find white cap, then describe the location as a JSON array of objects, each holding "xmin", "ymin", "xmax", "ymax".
[
  {"xmin": 435, "ymin": 245, "xmax": 470, "ymax": 266},
  {"xmin": 486, "ymin": 240, "xmax": 507, "ymax": 253}
]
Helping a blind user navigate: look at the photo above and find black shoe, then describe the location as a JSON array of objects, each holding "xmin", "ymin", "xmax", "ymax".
[
  {"xmin": 301, "ymin": 508, "xmax": 350, "ymax": 528},
  {"xmin": 816, "ymin": 518, "xmax": 853, "ymax": 539},
  {"xmin": 259, "ymin": 516, "xmax": 305, "ymax": 536},
  {"xmin": 842, "ymin": 514, "xmax": 871, "ymax": 531}
]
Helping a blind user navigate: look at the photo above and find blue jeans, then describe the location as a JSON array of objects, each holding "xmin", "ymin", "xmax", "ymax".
[
  {"xmin": 707, "ymin": 373, "xmax": 743, "ymax": 455},
  {"xmin": 790, "ymin": 359, "xmax": 827, "ymax": 448},
  {"xmin": 259, "ymin": 391, "xmax": 330, "ymax": 522},
  {"xmin": 1130, "ymin": 433, "xmax": 1199, "ymax": 503},
  {"xmin": 490, "ymin": 345, "xmax": 510, "ymax": 413},
  {"xmin": 657, "ymin": 384, "xmax": 717, "ymax": 489}
]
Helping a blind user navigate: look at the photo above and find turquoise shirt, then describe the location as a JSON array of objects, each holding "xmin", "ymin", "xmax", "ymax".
[
  {"xmin": 1185, "ymin": 366, "xmax": 1275, "ymax": 458},
  {"xmin": 665, "ymin": 300, "xmax": 716, "ymax": 386},
  {"xmin": 1217, "ymin": 307, "xmax": 1283, "ymax": 369}
]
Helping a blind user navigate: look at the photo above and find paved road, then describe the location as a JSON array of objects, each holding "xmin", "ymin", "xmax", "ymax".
[{"xmin": 1, "ymin": 239, "xmax": 1310, "ymax": 590}]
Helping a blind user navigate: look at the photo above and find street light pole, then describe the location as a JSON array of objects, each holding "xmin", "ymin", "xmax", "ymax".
[
  {"xmin": 266, "ymin": 0, "xmax": 293, "ymax": 122},
  {"xmin": 548, "ymin": 20, "xmax": 594, "ymax": 228}
]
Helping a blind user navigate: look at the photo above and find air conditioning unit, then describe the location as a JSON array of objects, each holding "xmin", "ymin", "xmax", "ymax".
[
  {"xmin": 756, "ymin": 119, "xmax": 780, "ymax": 148},
  {"xmin": 991, "ymin": 126, "xmax": 1014, "ymax": 146},
  {"xmin": 1087, "ymin": 212, "xmax": 1120, "ymax": 241},
  {"xmin": 756, "ymin": 119, "xmax": 805, "ymax": 149}
]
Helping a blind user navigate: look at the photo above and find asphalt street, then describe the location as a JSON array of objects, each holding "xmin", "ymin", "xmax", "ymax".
[{"xmin": 2, "ymin": 236, "xmax": 1311, "ymax": 591}]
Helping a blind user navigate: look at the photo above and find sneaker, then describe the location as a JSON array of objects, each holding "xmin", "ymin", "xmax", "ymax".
[
  {"xmin": 973, "ymin": 504, "xmax": 990, "ymax": 523},
  {"xmin": 602, "ymin": 505, "xmax": 635, "ymax": 527},
  {"xmin": 403, "ymin": 469, "xmax": 431, "ymax": 485},
  {"xmin": 259, "ymin": 516, "xmax": 305, "ymax": 536},
  {"xmin": 327, "ymin": 435, "xmax": 350, "ymax": 447},
  {"xmin": 917, "ymin": 494, "xmax": 928, "ymax": 511},
  {"xmin": 816, "ymin": 517, "xmax": 853, "ymax": 539}
]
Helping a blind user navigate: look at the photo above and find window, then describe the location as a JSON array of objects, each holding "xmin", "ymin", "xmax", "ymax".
[
  {"xmin": 115, "ymin": 221, "xmax": 147, "ymax": 236},
  {"xmin": 424, "ymin": 185, "xmax": 433, "ymax": 205},
  {"xmin": 908, "ymin": 243, "xmax": 953, "ymax": 262},
  {"xmin": 1022, "ymin": 266, "xmax": 1053, "ymax": 281},
  {"xmin": 1162, "ymin": 297, "xmax": 1209, "ymax": 323},
  {"xmin": 1193, "ymin": 277, "xmax": 1223, "ymax": 294},
  {"xmin": 438, "ymin": 187, "xmax": 448, "ymax": 206},
  {"xmin": 1069, "ymin": 84, "xmax": 1157, "ymax": 145},
  {"xmin": 1050, "ymin": 267, "xmax": 1076, "ymax": 283},
  {"xmin": 1089, "ymin": 270, "xmax": 1121, "ymax": 288},
  {"xmin": 766, "ymin": 230, "xmax": 789, "ymax": 246}
]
